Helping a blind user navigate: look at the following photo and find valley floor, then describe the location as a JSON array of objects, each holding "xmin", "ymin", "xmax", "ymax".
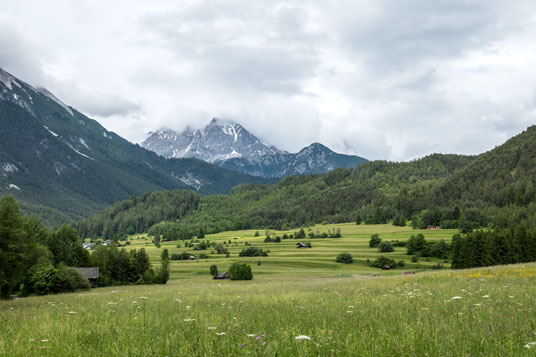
[{"xmin": 1, "ymin": 263, "xmax": 535, "ymax": 356}]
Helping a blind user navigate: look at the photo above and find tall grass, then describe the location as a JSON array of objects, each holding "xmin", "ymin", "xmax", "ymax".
[{"xmin": 1, "ymin": 263, "xmax": 535, "ymax": 355}]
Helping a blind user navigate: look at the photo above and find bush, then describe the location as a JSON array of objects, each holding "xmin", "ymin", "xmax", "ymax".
[
  {"xmin": 199, "ymin": 253, "xmax": 208, "ymax": 259},
  {"xmin": 397, "ymin": 260, "xmax": 405, "ymax": 267},
  {"xmin": 369, "ymin": 234, "xmax": 381, "ymax": 248},
  {"xmin": 170, "ymin": 252, "xmax": 192, "ymax": 260},
  {"xmin": 370, "ymin": 256, "xmax": 396, "ymax": 269},
  {"xmin": 209, "ymin": 265, "xmax": 218, "ymax": 276},
  {"xmin": 29, "ymin": 265, "xmax": 90, "ymax": 295},
  {"xmin": 336, "ymin": 252, "xmax": 353, "ymax": 264},
  {"xmin": 411, "ymin": 255, "xmax": 418, "ymax": 263},
  {"xmin": 431, "ymin": 262, "xmax": 443, "ymax": 269},
  {"xmin": 378, "ymin": 241, "xmax": 394, "ymax": 253},
  {"xmin": 228, "ymin": 263, "xmax": 253, "ymax": 280},
  {"xmin": 239, "ymin": 246, "xmax": 268, "ymax": 257}
]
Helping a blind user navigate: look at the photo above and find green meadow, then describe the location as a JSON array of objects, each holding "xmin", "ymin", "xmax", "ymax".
[
  {"xmin": 3, "ymin": 224, "xmax": 536, "ymax": 356},
  {"xmin": 1, "ymin": 264, "xmax": 535, "ymax": 356},
  {"xmin": 126, "ymin": 223, "xmax": 457, "ymax": 278}
]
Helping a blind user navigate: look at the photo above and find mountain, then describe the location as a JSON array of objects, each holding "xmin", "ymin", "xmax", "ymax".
[
  {"xmin": 0, "ymin": 68, "xmax": 270, "ymax": 226},
  {"xmin": 142, "ymin": 118, "xmax": 280, "ymax": 162},
  {"xmin": 141, "ymin": 119, "xmax": 367, "ymax": 178},
  {"xmin": 218, "ymin": 142, "xmax": 367, "ymax": 178}
]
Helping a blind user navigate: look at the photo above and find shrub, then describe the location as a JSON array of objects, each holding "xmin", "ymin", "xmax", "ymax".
[
  {"xmin": 29, "ymin": 265, "xmax": 90, "ymax": 295},
  {"xmin": 170, "ymin": 252, "xmax": 192, "ymax": 260},
  {"xmin": 371, "ymin": 256, "xmax": 396, "ymax": 269},
  {"xmin": 228, "ymin": 263, "xmax": 253, "ymax": 280},
  {"xmin": 369, "ymin": 234, "xmax": 381, "ymax": 248},
  {"xmin": 336, "ymin": 252, "xmax": 353, "ymax": 264},
  {"xmin": 199, "ymin": 253, "xmax": 208, "ymax": 259},
  {"xmin": 209, "ymin": 265, "xmax": 218, "ymax": 276},
  {"xmin": 254, "ymin": 231, "xmax": 260, "ymax": 237},
  {"xmin": 378, "ymin": 241, "xmax": 394, "ymax": 253},
  {"xmin": 239, "ymin": 246, "xmax": 268, "ymax": 257},
  {"xmin": 397, "ymin": 260, "xmax": 405, "ymax": 267},
  {"xmin": 411, "ymin": 255, "xmax": 418, "ymax": 263}
]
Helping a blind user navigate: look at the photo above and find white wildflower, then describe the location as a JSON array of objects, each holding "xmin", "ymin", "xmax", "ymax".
[
  {"xmin": 184, "ymin": 318, "xmax": 195, "ymax": 322},
  {"xmin": 451, "ymin": 296, "xmax": 462, "ymax": 300},
  {"xmin": 208, "ymin": 327, "xmax": 217, "ymax": 330},
  {"xmin": 473, "ymin": 303, "xmax": 481, "ymax": 306},
  {"xmin": 68, "ymin": 311, "xmax": 76, "ymax": 314},
  {"xmin": 41, "ymin": 339, "xmax": 49, "ymax": 342},
  {"xmin": 216, "ymin": 332, "xmax": 226, "ymax": 336},
  {"xmin": 295, "ymin": 335, "xmax": 311, "ymax": 341},
  {"xmin": 482, "ymin": 295, "xmax": 489, "ymax": 298},
  {"xmin": 524, "ymin": 342, "xmax": 536, "ymax": 349},
  {"xmin": 247, "ymin": 334, "xmax": 256, "ymax": 337}
]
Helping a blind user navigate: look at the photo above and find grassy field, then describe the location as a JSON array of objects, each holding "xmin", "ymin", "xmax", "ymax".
[
  {"xmin": 125, "ymin": 223, "xmax": 458, "ymax": 278},
  {"xmin": 1, "ymin": 263, "xmax": 535, "ymax": 355}
]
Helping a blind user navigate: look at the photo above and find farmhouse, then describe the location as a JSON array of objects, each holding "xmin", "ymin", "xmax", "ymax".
[
  {"xmin": 213, "ymin": 272, "xmax": 230, "ymax": 280},
  {"xmin": 426, "ymin": 225, "xmax": 439, "ymax": 230},
  {"xmin": 296, "ymin": 242, "xmax": 308, "ymax": 248},
  {"xmin": 382, "ymin": 265, "xmax": 391, "ymax": 270},
  {"xmin": 74, "ymin": 267, "xmax": 99, "ymax": 288},
  {"xmin": 188, "ymin": 255, "xmax": 198, "ymax": 260}
]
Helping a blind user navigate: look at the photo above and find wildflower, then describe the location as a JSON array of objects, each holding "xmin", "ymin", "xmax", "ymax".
[
  {"xmin": 208, "ymin": 327, "xmax": 217, "ymax": 330},
  {"xmin": 295, "ymin": 335, "xmax": 311, "ymax": 341},
  {"xmin": 347, "ymin": 311, "xmax": 353, "ymax": 313},
  {"xmin": 525, "ymin": 342, "xmax": 536, "ymax": 349},
  {"xmin": 451, "ymin": 296, "xmax": 462, "ymax": 300},
  {"xmin": 68, "ymin": 311, "xmax": 76, "ymax": 314},
  {"xmin": 132, "ymin": 301, "xmax": 137, "ymax": 304},
  {"xmin": 263, "ymin": 341, "xmax": 267, "ymax": 346},
  {"xmin": 261, "ymin": 334, "xmax": 265, "ymax": 338},
  {"xmin": 241, "ymin": 344, "xmax": 245, "ymax": 348},
  {"xmin": 184, "ymin": 318, "xmax": 195, "ymax": 322},
  {"xmin": 41, "ymin": 340, "xmax": 49, "ymax": 342},
  {"xmin": 216, "ymin": 332, "xmax": 226, "ymax": 336},
  {"xmin": 473, "ymin": 303, "xmax": 481, "ymax": 306},
  {"xmin": 256, "ymin": 337, "xmax": 261, "ymax": 341},
  {"xmin": 139, "ymin": 296, "xmax": 148, "ymax": 299},
  {"xmin": 482, "ymin": 295, "xmax": 489, "ymax": 298},
  {"xmin": 247, "ymin": 334, "xmax": 255, "ymax": 337}
]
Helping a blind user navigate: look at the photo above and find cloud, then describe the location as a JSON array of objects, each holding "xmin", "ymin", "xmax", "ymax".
[{"xmin": 1, "ymin": 0, "xmax": 536, "ymax": 160}]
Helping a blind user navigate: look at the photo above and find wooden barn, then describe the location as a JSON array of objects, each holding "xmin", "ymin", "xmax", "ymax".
[
  {"xmin": 296, "ymin": 242, "xmax": 308, "ymax": 248},
  {"xmin": 74, "ymin": 267, "xmax": 99, "ymax": 288},
  {"xmin": 213, "ymin": 272, "xmax": 230, "ymax": 280},
  {"xmin": 382, "ymin": 265, "xmax": 391, "ymax": 270}
]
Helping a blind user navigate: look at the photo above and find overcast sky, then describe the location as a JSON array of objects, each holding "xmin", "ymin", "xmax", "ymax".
[{"xmin": 1, "ymin": 0, "xmax": 536, "ymax": 160}]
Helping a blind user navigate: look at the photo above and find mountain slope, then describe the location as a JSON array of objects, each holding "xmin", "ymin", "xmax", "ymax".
[
  {"xmin": 142, "ymin": 119, "xmax": 368, "ymax": 177},
  {"xmin": 0, "ymin": 68, "xmax": 270, "ymax": 225}
]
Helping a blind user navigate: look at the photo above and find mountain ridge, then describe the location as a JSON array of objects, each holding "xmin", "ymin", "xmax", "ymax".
[{"xmin": 142, "ymin": 119, "xmax": 368, "ymax": 178}]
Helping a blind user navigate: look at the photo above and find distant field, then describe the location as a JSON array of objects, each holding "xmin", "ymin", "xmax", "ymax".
[
  {"xmin": 1, "ymin": 263, "xmax": 535, "ymax": 355},
  {"xmin": 124, "ymin": 223, "xmax": 458, "ymax": 278}
]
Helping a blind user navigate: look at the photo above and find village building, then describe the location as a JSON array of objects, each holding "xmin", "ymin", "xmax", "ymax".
[
  {"xmin": 213, "ymin": 272, "xmax": 230, "ymax": 280},
  {"xmin": 296, "ymin": 242, "xmax": 308, "ymax": 248},
  {"xmin": 74, "ymin": 267, "xmax": 99, "ymax": 288}
]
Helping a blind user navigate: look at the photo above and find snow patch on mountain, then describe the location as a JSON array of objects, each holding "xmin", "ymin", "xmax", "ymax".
[
  {"xmin": 36, "ymin": 87, "xmax": 74, "ymax": 116},
  {"xmin": 43, "ymin": 126, "xmax": 59, "ymax": 137},
  {"xmin": 1, "ymin": 163, "xmax": 19, "ymax": 177},
  {"xmin": 7, "ymin": 184, "xmax": 21, "ymax": 190}
]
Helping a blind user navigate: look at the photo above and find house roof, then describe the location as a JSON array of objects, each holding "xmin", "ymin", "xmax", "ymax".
[
  {"xmin": 214, "ymin": 272, "xmax": 229, "ymax": 279},
  {"xmin": 74, "ymin": 267, "xmax": 99, "ymax": 279}
]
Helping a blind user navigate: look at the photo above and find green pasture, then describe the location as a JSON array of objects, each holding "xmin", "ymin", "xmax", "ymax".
[
  {"xmin": 125, "ymin": 223, "xmax": 458, "ymax": 278},
  {"xmin": 1, "ymin": 263, "xmax": 535, "ymax": 356}
]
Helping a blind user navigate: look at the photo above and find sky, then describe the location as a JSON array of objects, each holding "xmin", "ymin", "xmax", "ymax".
[{"xmin": 1, "ymin": 0, "xmax": 536, "ymax": 161}]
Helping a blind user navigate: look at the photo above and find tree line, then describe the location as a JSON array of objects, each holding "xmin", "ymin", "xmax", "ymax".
[{"xmin": 0, "ymin": 195, "xmax": 168, "ymax": 298}]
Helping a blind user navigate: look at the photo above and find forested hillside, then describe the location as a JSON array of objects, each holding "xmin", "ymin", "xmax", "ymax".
[{"xmin": 79, "ymin": 126, "xmax": 536, "ymax": 239}]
